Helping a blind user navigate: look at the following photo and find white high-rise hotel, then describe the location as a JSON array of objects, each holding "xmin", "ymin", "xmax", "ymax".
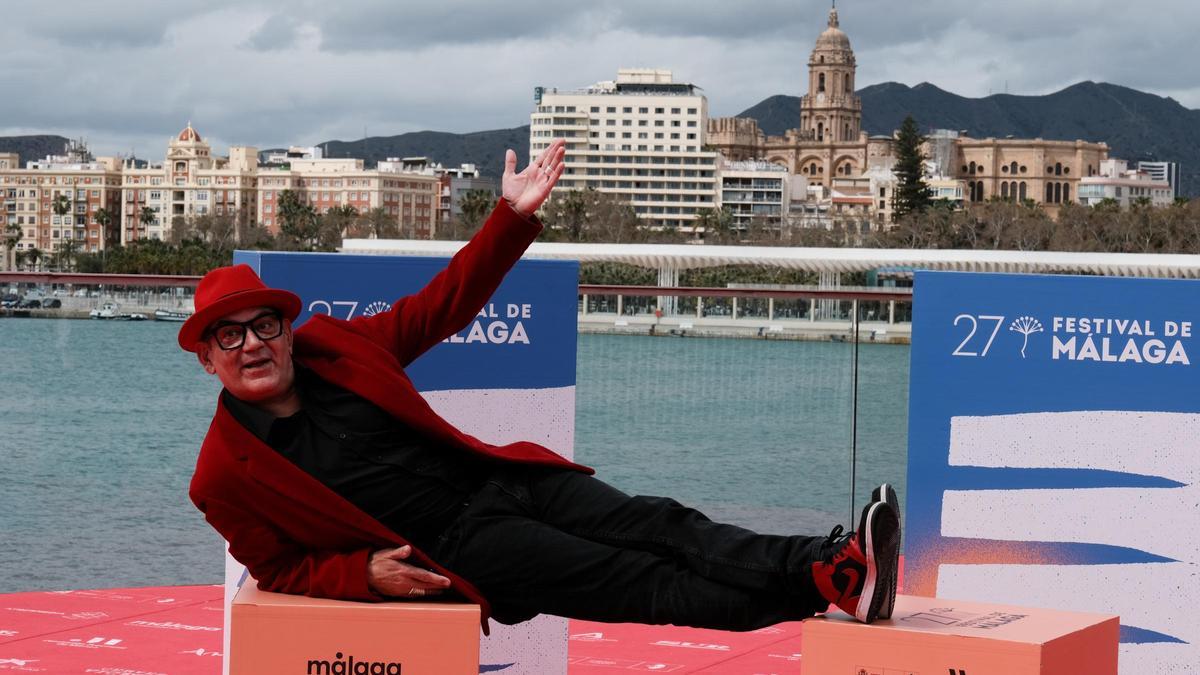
[{"xmin": 530, "ymin": 69, "xmax": 719, "ymax": 229}]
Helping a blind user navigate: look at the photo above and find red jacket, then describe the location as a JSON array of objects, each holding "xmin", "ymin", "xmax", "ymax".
[{"xmin": 188, "ymin": 199, "xmax": 592, "ymax": 630}]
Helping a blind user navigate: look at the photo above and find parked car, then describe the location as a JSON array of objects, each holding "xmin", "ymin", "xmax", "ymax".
[
  {"xmin": 0, "ymin": 293, "xmax": 19, "ymax": 308},
  {"xmin": 17, "ymin": 299, "xmax": 41, "ymax": 309},
  {"xmin": 42, "ymin": 298, "xmax": 62, "ymax": 309}
]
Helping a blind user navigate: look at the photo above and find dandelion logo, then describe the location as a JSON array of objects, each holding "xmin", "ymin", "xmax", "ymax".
[
  {"xmin": 1009, "ymin": 316, "xmax": 1044, "ymax": 358},
  {"xmin": 362, "ymin": 301, "xmax": 392, "ymax": 317}
]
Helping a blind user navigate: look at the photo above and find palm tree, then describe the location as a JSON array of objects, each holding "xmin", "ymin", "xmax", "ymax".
[
  {"xmin": 453, "ymin": 189, "xmax": 497, "ymax": 240},
  {"xmin": 56, "ymin": 238, "xmax": 78, "ymax": 272},
  {"xmin": 25, "ymin": 247, "xmax": 43, "ymax": 272},
  {"xmin": 93, "ymin": 207, "xmax": 113, "ymax": 271},
  {"xmin": 318, "ymin": 205, "xmax": 358, "ymax": 249},
  {"xmin": 51, "ymin": 193, "xmax": 72, "ymax": 271},
  {"xmin": 52, "ymin": 193, "xmax": 71, "ymax": 220},
  {"xmin": 365, "ymin": 207, "xmax": 397, "ymax": 239},
  {"xmin": 277, "ymin": 189, "xmax": 319, "ymax": 248},
  {"xmin": 139, "ymin": 206, "xmax": 156, "ymax": 239},
  {"xmin": 4, "ymin": 222, "xmax": 21, "ymax": 271}
]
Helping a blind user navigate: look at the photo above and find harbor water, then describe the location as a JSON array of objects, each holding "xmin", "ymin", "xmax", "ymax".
[{"xmin": 0, "ymin": 318, "xmax": 909, "ymax": 593}]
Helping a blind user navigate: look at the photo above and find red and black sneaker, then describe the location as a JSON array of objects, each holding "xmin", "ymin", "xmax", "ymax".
[
  {"xmin": 871, "ymin": 483, "xmax": 901, "ymax": 619},
  {"xmin": 811, "ymin": 499, "xmax": 899, "ymax": 624}
]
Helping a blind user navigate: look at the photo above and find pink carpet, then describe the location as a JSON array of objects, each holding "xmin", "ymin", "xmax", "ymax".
[{"xmin": 0, "ymin": 564, "xmax": 913, "ymax": 675}]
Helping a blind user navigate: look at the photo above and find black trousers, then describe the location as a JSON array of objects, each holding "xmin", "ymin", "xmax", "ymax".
[{"xmin": 426, "ymin": 466, "xmax": 828, "ymax": 630}]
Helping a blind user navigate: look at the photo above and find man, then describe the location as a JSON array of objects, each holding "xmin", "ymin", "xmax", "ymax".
[{"xmin": 183, "ymin": 139, "xmax": 901, "ymax": 632}]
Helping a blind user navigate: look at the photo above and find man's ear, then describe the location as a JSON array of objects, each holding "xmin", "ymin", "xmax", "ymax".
[
  {"xmin": 284, "ymin": 319, "xmax": 294, "ymax": 353},
  {"xmin": 196, "ymin": 344, "xmax": 216, "ymax": 374}
]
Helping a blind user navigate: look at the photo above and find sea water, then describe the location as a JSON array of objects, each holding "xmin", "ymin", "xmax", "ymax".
[{"xmin": 0, "ymin": 319, "xmax": 908, "ymax": 592}]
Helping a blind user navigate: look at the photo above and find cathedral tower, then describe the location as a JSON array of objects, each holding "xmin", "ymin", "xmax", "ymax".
[{"xmin": 799, "ymin": 5, "xmax": 861, "ymax": 143}]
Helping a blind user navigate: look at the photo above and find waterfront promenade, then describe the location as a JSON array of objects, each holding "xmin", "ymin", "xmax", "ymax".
[
  {"xmin": 6, "ymin": 299, "xmax": 912, "ymax": 342},
  {"xmin": 1, "ymin": 272, "xmax": 914, "ymax": 340}
]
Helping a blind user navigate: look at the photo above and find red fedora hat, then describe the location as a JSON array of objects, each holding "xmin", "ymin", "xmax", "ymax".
[{"xmin": 178, "ymin": 264, "xmax": 301, "ymax": 352}]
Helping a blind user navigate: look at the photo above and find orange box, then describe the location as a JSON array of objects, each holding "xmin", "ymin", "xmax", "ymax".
[
  {"xmin": 803, "ymin": 594, "xmax": 1118, "ymax": 675},
  {"xmin": 230, "ymin": 584, "xmax": 480, "ymax": 675}
]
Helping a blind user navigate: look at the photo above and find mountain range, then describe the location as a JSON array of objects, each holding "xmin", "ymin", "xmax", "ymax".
[
  {"xmin": 0, "ymin": 135, "xmax": 75, "ymax": 166},
  {"xmin": 3, "ymin": 81, "xmax": 1196, "ymax": 195}
]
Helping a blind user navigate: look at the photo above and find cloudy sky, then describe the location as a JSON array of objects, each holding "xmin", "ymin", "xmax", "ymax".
[{"xmin": 1, "ymin": 0, "xmax": 1196, "ymax": 158}]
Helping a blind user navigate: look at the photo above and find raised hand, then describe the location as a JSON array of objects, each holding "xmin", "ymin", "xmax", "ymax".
[
  {"xmin": 366, "ymin": 545, "xmax": 452, "ymax": 599},
  {"xmin": 503, "ymin": 138, "xmax": 567, "ymax": 217}
]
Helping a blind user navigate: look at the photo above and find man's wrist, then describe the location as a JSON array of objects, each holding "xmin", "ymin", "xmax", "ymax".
[{"xmin": 503, "ymin": 196, "xmax": 531, "ymax": 219}]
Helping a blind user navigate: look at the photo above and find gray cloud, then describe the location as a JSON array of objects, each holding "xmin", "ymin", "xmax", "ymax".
[
  {"xmin": 304, "ymin": 0, "xmax": 818, "ymax": 50},
  {"xmin": 242, "ymin": 15, "xmax": 303, "ymax": 51},
  {"xmin": 297, "ymin": 0, "xmax": 567, "ymax": 50},
  {"xmin": 0, "ymin": 0, "xmax": 1196, "ymax": 159},
  {"xmin": 17, "ymin": 1, "xmax": 231, "ymax": 48}
]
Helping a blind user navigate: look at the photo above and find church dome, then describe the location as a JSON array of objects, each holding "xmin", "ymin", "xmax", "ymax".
[
  {"xmin": 177, "ymin": 123, "xmax": 202, "ymax": 142},
  {"xmin": 814, "ymin": 7, "xmax": 852, "ymax": 52}
]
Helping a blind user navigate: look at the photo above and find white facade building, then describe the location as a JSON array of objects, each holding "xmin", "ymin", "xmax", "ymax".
[
  {"xmin": 530, "ymin": 68, "xmax": 718, "ymax": 229},
  {"xmin": 1136, "ymin": 161, "xmax": 1179, "ymax": 200},
  {"xmin": 262, "ymin": 146, "xmax": 324, "ymax": 165},
  {"xmin": 120, "ymin": 125, "xmax": 258, "ymax": 243},
  {"xmin": 717, "ymin": 159, "xmax": 790, "ymax": 231},
  {"xmin": 1077, "ymin": 159, "xmax": 1173, "ymax": 208}
]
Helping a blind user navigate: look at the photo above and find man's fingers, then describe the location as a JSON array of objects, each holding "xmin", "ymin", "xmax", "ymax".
[
  {"xmin": 411, "ymin": 569, "xmax": 452, "ymax": 587},
  {"xmin": 549, "ymin": 146, "xmax": 566, "ymax": 175},
  {"xmin": 531, "ymin": 138, "xmax": 564, "ymax": 169},
  {"xmin": 504, "ymin": 149, "xmax": 517, "ymax": 176},
  {"xmin": 547, "ymin": 146, "xmax": 566, "ymax": 177},
  {"xmin": 533, "ymin": 145, "xmax": 566, "ymax": 187},
  {"xmin": 384, "ymin": 545, "xmax": 412, "ymax": 560}
]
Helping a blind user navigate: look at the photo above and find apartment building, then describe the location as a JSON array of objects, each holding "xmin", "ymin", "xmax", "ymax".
[
  {"xmin": 718, "ymin": 159, "xmax": 791, "ymax": 231},
  {"xmin": 120, "ymin": 125, "xmax": 259, "ymax": 243},
  {"xmin": 377, "ymin": 158, "xmax": 496, "ymax": 237},
  {"xmin": 258, "ymin": 156, "xmax": 438, "ymax": 238},
  {"xmin": 0, "ymin": 142, "xmax": 123, "ymax": 261},
  {"xmin": 530, "ymin": 68, "xmax": 719, "ymax": 229},
  {"xmin": 1, "ymin": 126, "xmax": 442, "ymax": 261}
]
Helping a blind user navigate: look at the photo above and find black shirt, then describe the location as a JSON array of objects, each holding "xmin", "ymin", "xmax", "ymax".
[{"xmin": 223, "ymin": 366, "xmax": 491, "ymax": 548}]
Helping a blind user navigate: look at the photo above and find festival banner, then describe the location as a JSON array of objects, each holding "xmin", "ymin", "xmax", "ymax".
[
  {"xmin": 222, "ymin": 250, "xmax": 581, "ymax": 675},
  {"xmin": 906, "ymin": 271, "xmax": 1200, "ymax": 673}
]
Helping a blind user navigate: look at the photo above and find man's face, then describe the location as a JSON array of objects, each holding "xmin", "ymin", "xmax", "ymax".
[{"xmin": 196, "ymin": 305, "xmax": 295, "ymax": 404}]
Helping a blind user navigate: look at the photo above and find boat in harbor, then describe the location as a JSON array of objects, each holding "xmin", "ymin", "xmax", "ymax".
[
  {"xmin": 89, "ymin": 302, "xmax": 149, "ymax": 321},
  {"xmin": 153, "ymin": 308, "xmax": 192, "ymax": 322},
  {"xmin": 89, "ymin": 302, "xmax": 119, "ymax": 319}
]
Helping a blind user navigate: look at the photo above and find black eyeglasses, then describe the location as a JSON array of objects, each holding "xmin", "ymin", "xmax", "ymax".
[{"xmin": 207, "ymin": 311, "xmax": 284, "ymax": 351}]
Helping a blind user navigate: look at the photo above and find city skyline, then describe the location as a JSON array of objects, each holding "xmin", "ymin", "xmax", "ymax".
[{"xmin": 2, "ymin": 0, "xmax": 1198, "ymax": 158}]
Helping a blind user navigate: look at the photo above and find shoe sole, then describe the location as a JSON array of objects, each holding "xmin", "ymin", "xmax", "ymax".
[
  {"xmin": 871, "ymin": 483, "xmax": 900, "ymax": 620},
  {"xmin": 856, "ymin": 500, "xmax": 899, "ymax": 624}
]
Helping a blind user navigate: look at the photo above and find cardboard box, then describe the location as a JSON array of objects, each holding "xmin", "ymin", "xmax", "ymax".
[
  {"xmin": 803, "ymin": 594, "xmax": 1118, "ymax": 675},
  {"xmin": 230, "ymin": 584, "xmax": 480, "ymax": 675}
]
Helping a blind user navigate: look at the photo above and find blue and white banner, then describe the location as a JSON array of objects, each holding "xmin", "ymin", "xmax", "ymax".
[
  {"xmin": 236, "ymin": 251, "xmax": 578, "ymax": 391},
  {"xmin": 906, "ymin": 271, "xmax": 1200, "ymax": 673},
  {"xmin": 221, "ymin": 250, "xmax": 580, "ymax": 675}
]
